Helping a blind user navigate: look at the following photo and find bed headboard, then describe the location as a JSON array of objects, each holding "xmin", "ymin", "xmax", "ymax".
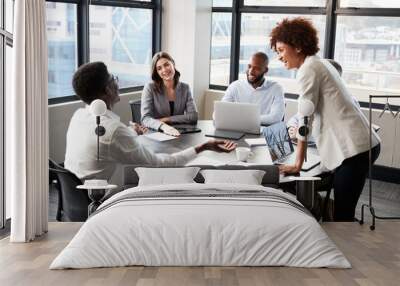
[{"xmin": 122, "ymin": 165, "xmax": 280, "ymax": 189}]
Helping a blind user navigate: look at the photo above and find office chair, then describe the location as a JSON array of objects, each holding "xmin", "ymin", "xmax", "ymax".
[
  {"xmin": 49, "ymin": 159, "xmax": 90, "ymax": 222},
  {"xmin": 129, "ymin": 99, "xmax": 142, "ymax": 123}
]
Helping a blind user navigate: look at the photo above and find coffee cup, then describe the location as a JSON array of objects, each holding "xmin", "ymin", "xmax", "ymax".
[{"xmin": 236, "ymin": 147, "xmax": 253, "ymax": 162}]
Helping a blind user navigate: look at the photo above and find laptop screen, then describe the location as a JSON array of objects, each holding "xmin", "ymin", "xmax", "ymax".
[{"xmin": 262, "ymin": 122, "xmax": 294, "ymax": 162}]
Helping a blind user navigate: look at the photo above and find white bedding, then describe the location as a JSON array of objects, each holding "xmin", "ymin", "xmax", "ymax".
[{"xmin": 50, "ymin": 183, "xmax": 351, "ymax": 269}]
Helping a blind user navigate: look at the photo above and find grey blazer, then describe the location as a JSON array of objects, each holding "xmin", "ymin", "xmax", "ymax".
[{"xmin": 141, "ymin": 82, "xmax": 198, "ymax": 130}]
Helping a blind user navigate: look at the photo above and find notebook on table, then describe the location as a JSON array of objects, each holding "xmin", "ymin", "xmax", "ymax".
[
  {"xmin": 205, "ymin": 129, "xmax": 244, "ymax": 140},
  {"xmin": 172, "ymin": 124, "xmax": 202, "ymax": 134}
]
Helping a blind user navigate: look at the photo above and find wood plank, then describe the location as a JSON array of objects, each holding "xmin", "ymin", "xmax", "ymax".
[{"xmin": 0, "ymin": 222, "xmax": 399, "ymax": 286}]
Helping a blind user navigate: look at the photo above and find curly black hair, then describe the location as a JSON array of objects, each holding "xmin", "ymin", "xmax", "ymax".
[
  {"xmin": 72, "ymin": 61, "xmax": 110, "ymax": 104},
  {"xmin": 270, "ymin": 17, "xmax": 319, "ymax": 56}
]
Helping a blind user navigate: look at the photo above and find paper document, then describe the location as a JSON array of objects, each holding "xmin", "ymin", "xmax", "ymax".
[
  {"xmin": 144, "ymin": 132, "xmax": 176, "ymax": 142},
  {"xmin": 244, "ymin": 138, "xmax": 266, "ymax": 147},
  {"xmin": 185, "ymin": 156, "xmax": 225, "ymax": 166}
]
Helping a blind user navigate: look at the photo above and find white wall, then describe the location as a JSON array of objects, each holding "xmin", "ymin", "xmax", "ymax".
[
  {"xmin": 162, "ymin": 0, "xmax": 212, "ymax": 119},
  {"xmin": 48, "ymin": 92, "xmax": 141, "ymax": 163}
]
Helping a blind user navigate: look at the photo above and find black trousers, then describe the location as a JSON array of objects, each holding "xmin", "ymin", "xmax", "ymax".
[{"xmin": 333, "ymin": 144, "xmax": 381, "ymax": 221}]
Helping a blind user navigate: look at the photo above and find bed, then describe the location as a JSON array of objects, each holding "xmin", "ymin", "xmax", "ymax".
[{"xmin": 50, "ymin": 165, "xmax": 350, "ymax": 269}]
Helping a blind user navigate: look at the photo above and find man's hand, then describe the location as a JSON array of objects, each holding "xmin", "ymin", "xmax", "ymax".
[
  {"xmin": 129, "ymin": 122, "xmax": 148, "ymax": 135},
  {"xmin": 288, "ymin": 126, "xmax": 297, "ymax": 139},
  {"xmin": 278, "ymin": 164, "xmax": 301, "ymax": 175},
  {"xmin": 160, "ymin": 123, "xmax": 180, "ymax": 137},
  {"xmin": 195, "ymin": 140, "xmax": 237, "ymax": 153}
]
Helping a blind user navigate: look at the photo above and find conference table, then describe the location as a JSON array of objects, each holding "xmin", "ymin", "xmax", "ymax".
[{"xmin": 135, "ymin": 120, "xmax": 325, "ymax": 183}]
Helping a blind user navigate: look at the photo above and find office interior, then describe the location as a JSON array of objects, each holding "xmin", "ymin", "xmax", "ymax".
[{"xmin": 1, "ymin": 0, "xmax": 400, "ymax": 285}]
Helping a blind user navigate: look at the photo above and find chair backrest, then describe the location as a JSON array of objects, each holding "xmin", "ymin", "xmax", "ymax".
[
  {"xmin": 129, "ymin": 99, "xmax": 142, "ymax": 123},
  {"xmin": 49, "ymin": 159, "xmax": 90, "ymax": 221}
]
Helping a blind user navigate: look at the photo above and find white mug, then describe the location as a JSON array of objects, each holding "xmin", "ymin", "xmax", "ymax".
[{"xmin": 236, "ymin": 147, "xmax": 253, "ymax": 162}]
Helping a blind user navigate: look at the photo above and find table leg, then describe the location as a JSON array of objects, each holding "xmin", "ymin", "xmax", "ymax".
[{"xmin": 87, "ymin": 189, "xmax": 106, "ymax": 216}]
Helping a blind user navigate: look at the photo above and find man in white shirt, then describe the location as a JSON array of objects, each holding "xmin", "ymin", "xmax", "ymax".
[
  {"xmin": 221, "ymin": 52, "xmax": 285, "ymax": 125},
  {"xmin": 65, "ymin": 62, "xmax": 236, "ymax": 183}
]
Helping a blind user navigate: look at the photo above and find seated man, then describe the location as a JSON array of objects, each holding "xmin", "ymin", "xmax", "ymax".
[
  {"xmin": 64, "ymin": 62, "xmax": 236, "ymax": 185},
  {"xmin": 221, "ymin": 52, "xmax": 285, "ymax": 126}
]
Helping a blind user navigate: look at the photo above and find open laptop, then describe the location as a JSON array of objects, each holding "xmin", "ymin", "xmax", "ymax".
[
  {"xmin": 206, "ymin": 101, "xmax": 261, "ymax": 139},
  {"xmin": 263, "ymin": 122, "xmax": 320, "ymax": 172}
]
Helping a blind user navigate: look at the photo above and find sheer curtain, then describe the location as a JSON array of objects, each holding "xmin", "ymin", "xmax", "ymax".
[{"xmin": 7, "ymin": 0, "xmax": 49, "ymax": 242}]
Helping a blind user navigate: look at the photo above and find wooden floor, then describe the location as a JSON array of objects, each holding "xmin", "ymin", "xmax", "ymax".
[{"xmin": 1, "ymin": 222, "xmax": 399, "ymax": 286}]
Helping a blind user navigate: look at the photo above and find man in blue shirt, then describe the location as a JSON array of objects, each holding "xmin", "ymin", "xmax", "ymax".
[{"xmin": 221, "ymin": 52, "xmax": 285, "ymax": 125}]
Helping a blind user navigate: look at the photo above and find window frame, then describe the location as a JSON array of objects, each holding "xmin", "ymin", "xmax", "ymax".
[
  {"xmin": 210, "ymin": 0, "xmax": 400, "ymax": 107},
  {"xmin": 47, "ymin": 0, "xmax": 162, "ymax": 105}
]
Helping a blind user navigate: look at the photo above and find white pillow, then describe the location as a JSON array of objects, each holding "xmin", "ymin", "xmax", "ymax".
[
  {"xmin": 135, "ymin": 167, "xmax": 200, "ymax": 186},
  {"xmin": 200, "ymin": 169, "xmax": 266, "ymax": 185}
]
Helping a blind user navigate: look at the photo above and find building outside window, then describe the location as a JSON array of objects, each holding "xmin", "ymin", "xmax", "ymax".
[
  {"xmin": 210, "ymin": 0, "xmax": 400, "ymax": 103},
  {"xmin": 89, "ymin": 6, "xmax": 152, "ymax": 89},
  {"xmin": 46, "ymin": 0, "xmax": 160, "ymax": 103}
]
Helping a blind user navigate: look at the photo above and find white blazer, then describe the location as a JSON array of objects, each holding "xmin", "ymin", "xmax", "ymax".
[{"xmin": 296, "ymin": 55, "xmax": 380, "ymax": 170}]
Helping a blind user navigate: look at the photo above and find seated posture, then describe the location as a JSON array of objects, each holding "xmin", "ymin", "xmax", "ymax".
[
  {"xmin": 141, "ymin": 52, "xmax": 198, "ymax": 136},
  {"xmin": 64, "ymin": 62, "xmax": 236, "ymax": 184},
  {"xmin": 221, "ymin": 52, "xmax": 285, "ymax": 126}
]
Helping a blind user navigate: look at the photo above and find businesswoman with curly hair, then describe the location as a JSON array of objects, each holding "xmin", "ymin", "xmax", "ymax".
[
  {"xmin": 141, "ymin": 52, "xmax": 198, "ymax": 136},
  {"xmin": 270, "ymin": 17, "xmax": 381, "ymax": 221}
]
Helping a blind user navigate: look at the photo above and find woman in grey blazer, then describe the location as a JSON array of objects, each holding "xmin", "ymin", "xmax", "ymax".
[{"xmin": 141, "ymin": 52, "xmax": 198, "ymax": 136}]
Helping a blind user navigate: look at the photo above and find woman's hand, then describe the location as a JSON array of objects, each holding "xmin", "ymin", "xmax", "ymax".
[
  {"xmin": 195, "ymin": 140, "xmax": 237, "ymax": 154},
  {"xmin": 279, "ymin": 140, "xmax": 307, "ymax": 175},
  {"xmin": 278, "ymin": 164, "xmax": 301, "ymax": 175},
  {"xmin": 129, "ymin": 122, "xmax": 148, "ymax": 135},
  {"xmin": 160, "ymin": 123, "xmax": 180, "ymax": 137}
]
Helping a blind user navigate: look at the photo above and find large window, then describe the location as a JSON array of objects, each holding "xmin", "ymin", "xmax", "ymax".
[
  {"xmin": 239, "ymin": 14, "xmax": 325, "ymax": 81},
  {"xmin": 340, "ymin": 0, "xmax": 400, "ymax": 8},
  {"xmin": 210, "ymin": 12, "xmax": 232, "ymax": 86},
  {"xmin": 46, "ymin": 0, "xmax": 161, "ymax": 103},
  {"xmin": 210, "ymin": 0, "xmax": 400, "ymax": 103},
  {"xmin": 46, "ymin": 2, "xmax": 77, "ymax": 99},
  {"xmin": 89, "ymin": 6, "xmax": 152, "ymax": 89},
  {"xmin": 335, "ymin": 16, "xmax": 400, "ymax": 94},
  {"xmin": 244, "ymin": 0, "xmax": 325, "ymax": 7}
]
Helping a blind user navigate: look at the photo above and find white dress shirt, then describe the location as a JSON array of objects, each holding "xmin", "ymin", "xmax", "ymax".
[
  {"xmin": 296, "ymin": 55, "xmax": 380, "ymax": 170},
  {"xmin": 222, "ymin": 78, "xmax": 285, "ymax": 125},
  {"xmin": 64, "ymin": 106, "xmax": 197, "ymax": 180}
]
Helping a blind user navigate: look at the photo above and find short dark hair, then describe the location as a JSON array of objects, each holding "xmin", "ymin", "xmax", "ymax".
[
  {"xmin": 151, "ymin": 51, "xmax": 180, "ymax": 93},
  {"xmin": 72, "ymin": 61, "xmax": 110, "ymax": 104},
  {"xmin": 253, "ymin": 51, "xmax": 269, "ymax": 67},
  {"xmin": 270, "ymin": 17, "xmax": 319, "ymax": 56}
]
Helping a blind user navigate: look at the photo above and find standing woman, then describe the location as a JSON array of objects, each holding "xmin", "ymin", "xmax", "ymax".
[
  {"xmin": 270, "ymin": 17, "xmax": 381, "ymax": 221},
  {"xmin": 141, "ymin": 52, "xmax": 198, "ymax": 136}
]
